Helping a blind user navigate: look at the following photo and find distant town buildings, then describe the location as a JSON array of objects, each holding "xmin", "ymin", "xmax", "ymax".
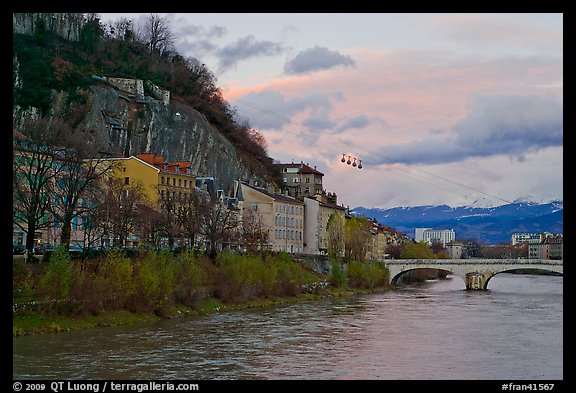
[
  {"xmin": 415, "ymin": 228, "xmax": 455, "ymax": 247},
  {"xmin": 511, "ymin": 233, "xmax": 542, "ymax": 245},
  {"xmin": 12, "ymin": 132, "xmax": 563, "ymax": 261},
  {"xmin": 522, "ymin": 233, "xmax": 564, "ymax": 260}
]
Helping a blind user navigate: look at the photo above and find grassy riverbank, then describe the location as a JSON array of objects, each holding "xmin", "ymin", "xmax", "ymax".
[
  {"xmin": 13, "ymin": 289, "xmax": 370, "ymax": 336},
  {"xmin": 13, "ymin": 249, "xmax": 391, "ymax": 337}
]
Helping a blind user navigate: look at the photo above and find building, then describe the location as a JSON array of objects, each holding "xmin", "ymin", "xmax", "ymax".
[
  {"xmin": 91, "ymin": 153, "xmax": 196, "ymax": 248},
  {"xmin": 414, "ymin": 228, "xmax": 455, "ymax": 247},
  {"xmin": 97, "ymin": 153, "xmax": 196, "ymax": 207},
  {"xmin": 446, "ymin": 241, "xmax": 463, "ymax": 259},
  {"xmin": 235, "ymin": 181, "xmax": 304, "ymax": 253},
  {"xmin": 528, "ymin": 234, "xmax": 563, "ymax": 260},
  {"xmin": 274, "ymin": 162, "xmax": 324, "ymax": 197},
  {"xmin": 303, "ymin": 191, "xmax": 346, "ymax": 255},
  {"xmin": 511, "ymin": 233, "xmax": 542, "ymax": 246},
  {"xmin": 367, "ymin": 221, "xmax": 388, "ymax": 261}
]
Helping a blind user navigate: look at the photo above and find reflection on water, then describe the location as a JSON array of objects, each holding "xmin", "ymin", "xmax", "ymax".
[{"xmin": 13, "ymin": 273, "xmax": 562, "ymax": 380}]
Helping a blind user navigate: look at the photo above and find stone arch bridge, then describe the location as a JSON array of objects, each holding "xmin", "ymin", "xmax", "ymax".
[{"xmin": 385, "ymin": 259, "xmax": 563, "ymax": 290}]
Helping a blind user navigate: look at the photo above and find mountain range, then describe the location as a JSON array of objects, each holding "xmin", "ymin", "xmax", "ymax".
[{"xmin": 351, "ymin": 200, "xmax": 563, "ymax": 245}]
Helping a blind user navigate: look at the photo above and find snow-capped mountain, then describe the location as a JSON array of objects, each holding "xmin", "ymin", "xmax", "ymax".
[{"xmin": 351, "ymin": 200, "xmax": 563, "ymax": 245}]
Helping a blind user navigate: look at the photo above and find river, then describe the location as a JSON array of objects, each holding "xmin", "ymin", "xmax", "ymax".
[{"xmin": 12, "ymin": 273, "xmax": 562, "ymax": 380}]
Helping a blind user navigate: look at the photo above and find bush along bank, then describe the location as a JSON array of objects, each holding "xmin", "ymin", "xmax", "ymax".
[{"xmin": 13, "ymin": 247, "xmax": 392, "ymax": 336}]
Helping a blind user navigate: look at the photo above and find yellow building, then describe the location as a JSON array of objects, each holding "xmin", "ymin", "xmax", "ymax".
[{"xmin": 101, "ymin": 153, "xmax": 196, "ymax": 207}]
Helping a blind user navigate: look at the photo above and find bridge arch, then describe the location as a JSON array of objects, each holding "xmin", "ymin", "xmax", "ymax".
[
  {"xmin": 386, "ymin": 259, "xmax": 563, "ymax": 290},
  {"xmin": 483, "ymin": 268, "xmax": 563, "ymax": 290},
  {"xmin": 391, "ymin": 268, "xmax": 455, "ymax": 286}
]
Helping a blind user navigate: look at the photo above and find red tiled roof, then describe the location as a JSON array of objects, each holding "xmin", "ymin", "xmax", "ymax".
[{"xmin": 135, "ymin": 153, "xmax": 194, "ymax": 175}]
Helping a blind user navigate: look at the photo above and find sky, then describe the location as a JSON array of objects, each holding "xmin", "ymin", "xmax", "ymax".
[{"xmin": 98, "ymin": 13, "xmax": 563, "ymax": 209}]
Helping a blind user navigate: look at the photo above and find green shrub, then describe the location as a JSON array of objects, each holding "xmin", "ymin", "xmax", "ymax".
[
  {"xmin": 173, "ymin": 251, "xmax": 207, "ymax": 306},
  {"xmin": 216, "ymin": 252, "xmax": 259, "ymax": 303},
  {"xmin": 347, "ymin": 261, "xmax": 390, "ymax": 289},
  {"xmin": 329, "ymin": 259, "xmax": 346, "ymax": 288},
  {"xmin": 87, "ymin": 249, "xmax": 134, "ymax": 313},
  {"xmin": 130, "ymin": 250, "xmax": 175, "ymax": 314},
  {"xmin": 38, "ymin": 245, "xmax": 72, "ymax": 300}
]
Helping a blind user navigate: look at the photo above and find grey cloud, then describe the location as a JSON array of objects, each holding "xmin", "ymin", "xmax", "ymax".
[
  {"xmin": 372, "ymin": 94, "xmax": 563, "ymax": 165},
  {"xmin": 233, "ymin": 90, "xmax": 342, "ymax": 131},
  {"xmin": 216, "ymin": 35, "xmax": 285, "ymax": 73},
  {"xmin": 177, "ymin": 39, "xmax": 219, "ymax": 57},
  {"xmin": 336, "ymin": 115, "xmax": 371, "ymax": 131},
  {"xmin": 207, "ymin": 25, "xmax": 227, "ymax": 38},
  {"xmin": 302, "ymin": 117, "xmax": 336, "ymax": 131},
  {"xmin": 171, "ymin": 17, "xmax": 228, "ymax": 39},
  {"xmin": 284, "ymin": 45, "xmax": 356, "ymax": 75}
]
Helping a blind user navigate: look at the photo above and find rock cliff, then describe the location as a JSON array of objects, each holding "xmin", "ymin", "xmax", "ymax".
[
  {"xmin": 13, "ymin": 13, "xmax": 84, "ymax": 41},
  {"xmin": 71, "ymin": 83, "xmax": 268, "ymax": 194}
]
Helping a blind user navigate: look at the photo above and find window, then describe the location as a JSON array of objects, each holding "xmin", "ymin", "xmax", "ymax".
[
  {"xmin": 184, "ymin": 180, "xmax": 187, "ymax": 188},
  {"xmin": 305, "ymin": 177, "xmax": 310, "ymax": 183},
  {"xmin": 251, "ymin": 204, "xmax": 258, "ymax": 211},
  {"xmin": 178, "ymin": 179, "xmax": 182, "ymax": 187},
  {"xmin": 124, "ymin": 177, "xmax": 129, "ymax": 185},
  {"xmin": 161, "ymin": 177, "xmax": 165, "ymax": 185},
  {"xmin": 172, "ymin": 178, "xmax": 176, "ymax": 186}
]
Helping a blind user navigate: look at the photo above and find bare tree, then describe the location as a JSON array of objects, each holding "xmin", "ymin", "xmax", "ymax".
[
  {"xmin": 175, "ymin": 190, "xmax": 205, "ymax": 251},
  {"xmin": 155, "ymin": 186, "xmax": 182, "ymax": 249},
  {"xmin": 49, "ymin": 130, "xmax": 116, "ymax": 248},
  {"xmin": 200, "ymin": 197, "xmax": 239, "ymax": 258},
  {"xmin": 96, "ymin": 177, "xmax": 148, "ymax": 249},
  {"xmin": 137, "ymin": 14, "xmax": 174, "ymax": 55},
  {"xmin": 13, "ymin": 117, "xmax": 65, "ymax": 259},
  {"xmin": 241, "ymin": 208, "xmax": 269, "ymax": 253},
  {"xmin": 133, "ymin": 203, "xmax": 165, "ymax": 249}
]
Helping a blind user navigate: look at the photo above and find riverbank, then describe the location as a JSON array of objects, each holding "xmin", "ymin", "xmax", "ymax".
[{"xmin": 13, "ymin": 286, "xmax": 388, "ymax": 337}]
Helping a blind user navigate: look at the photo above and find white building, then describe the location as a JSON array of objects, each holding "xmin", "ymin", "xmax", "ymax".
[
  {"xmin": 511, "ymin": 232, "xmax": 546, "ymax": 246},
  {"xmin": 303, "ymin": 194, "xmax": 346, "ymax": 255},
  {"xmin": 415, "ymin": 228, "xmax": 455, "ymax": 247}
]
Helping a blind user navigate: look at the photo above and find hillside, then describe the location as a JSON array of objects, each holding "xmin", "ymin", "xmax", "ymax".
[
  {"xmin": 352, "ymin": 200, "xmax": 563, "ymax": 244},
  {"xmin": 12, "ymin": 13, "xmax": 279, "ymax": 192}
]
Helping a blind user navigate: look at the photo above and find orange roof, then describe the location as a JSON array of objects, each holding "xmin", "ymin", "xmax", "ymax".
[
  {"xmin": 136, "ymin": 153, "xmax": 194, "ymax": 175},
  {"xmin": 136, "ymin": 152, "xmax": 165, "ymax": 165}
]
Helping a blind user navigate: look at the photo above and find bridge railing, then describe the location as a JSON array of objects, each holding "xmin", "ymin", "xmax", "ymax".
[{"xmin": 385, "ymin": 259, "xmax": 562, "ymax": 265}]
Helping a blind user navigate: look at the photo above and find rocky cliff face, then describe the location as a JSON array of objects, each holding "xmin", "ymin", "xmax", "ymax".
[
  {"xmin": 50, "ymin": 84, "xmax": 269, "ymax": 194},
  {"xmin": 13, "ymin": 13, "xmax": 84, "ymax": 41}
]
